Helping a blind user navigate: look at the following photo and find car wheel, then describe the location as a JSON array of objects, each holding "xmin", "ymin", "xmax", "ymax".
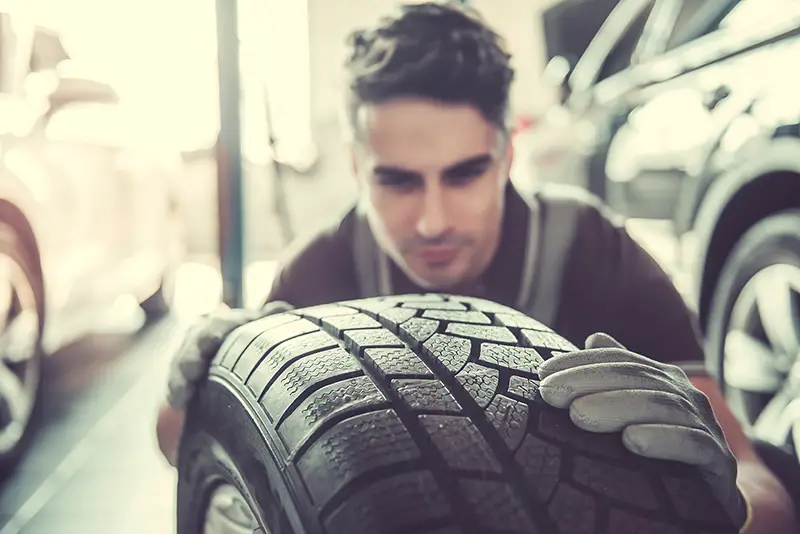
[
  {"xmin": 0, "ymin": 222, "xmax": 44, "ymax": 475},
  {"xmin": 178, "ymin": 294, "xmax": 736, "ymax": 534},
  {"xmin": 706, "ymin": 210, "xmax": 800, "ymax": 448}
]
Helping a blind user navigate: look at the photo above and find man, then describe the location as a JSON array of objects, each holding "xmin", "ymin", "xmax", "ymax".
[{"xmin": 157, "ymin": 3, "xmax": 798, "ymax": 533}]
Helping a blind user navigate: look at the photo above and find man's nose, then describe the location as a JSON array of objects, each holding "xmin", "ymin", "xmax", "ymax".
[{"xmin": 416, "ymin": 184, "xmax": 449, "ymax": 238}]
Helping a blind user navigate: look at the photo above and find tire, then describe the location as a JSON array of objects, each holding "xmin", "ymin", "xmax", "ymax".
[
  {"xmin": 178, "ymin": 294, "xmax": 736, "ymax": 534},
  {"xmin": 705, "ymin": 210, "xmax": 800, "ymax": 433},
  {"xmin": 0, "ymin": 221, "xmax": 45, "ymax": 476}
]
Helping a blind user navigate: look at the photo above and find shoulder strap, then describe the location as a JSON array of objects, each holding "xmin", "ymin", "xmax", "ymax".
[
  {"xmin": 351, "ymin": 203, "xmax": 392, "ymax": 298},
  {"xmin": 518, "ymin": 186, "xmax": 585, "ymax": 326}
]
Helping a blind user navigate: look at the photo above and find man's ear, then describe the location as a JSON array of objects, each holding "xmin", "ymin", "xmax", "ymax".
[
  {"xmin": 349, "ymin": 145, "xmax": 359, "ymax": 178},
  {"xmin": 501, "ymin": 136, "xmax": 514, "ymax": 183}
]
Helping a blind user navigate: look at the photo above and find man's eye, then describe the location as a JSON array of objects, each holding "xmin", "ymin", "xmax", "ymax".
[
  {"xmin": 375, "ymin": 173, "xmax": 421, "ymax": 191},
  {"xmin": 445, "ymin": 167, "xmax": 487, "ymax": 186}
]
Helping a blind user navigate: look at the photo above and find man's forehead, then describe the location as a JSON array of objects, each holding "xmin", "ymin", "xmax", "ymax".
[{"xmin": 355, "ymin": 99, "xmax": 501, "ymax": 170}]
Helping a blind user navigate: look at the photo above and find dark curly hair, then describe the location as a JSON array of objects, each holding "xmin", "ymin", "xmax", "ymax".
[{"xmin": 343, "ymin": 2, "xmax": 515, "ymax": 138}]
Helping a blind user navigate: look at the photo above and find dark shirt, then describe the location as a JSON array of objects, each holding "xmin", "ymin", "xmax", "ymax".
[{"xmin": 266, "ymin": 184, "xmax": 706, "ymax": 367}]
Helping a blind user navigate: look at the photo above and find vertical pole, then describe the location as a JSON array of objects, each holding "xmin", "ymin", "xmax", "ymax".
[{"xmin": 215, "ymin": 0, "xmax": 245, "ymax": 308}]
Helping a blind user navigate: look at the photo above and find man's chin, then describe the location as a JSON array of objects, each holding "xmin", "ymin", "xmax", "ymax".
[{"xmin": 408, "ymin": 266, "xmax": 468, "ymax": 293}]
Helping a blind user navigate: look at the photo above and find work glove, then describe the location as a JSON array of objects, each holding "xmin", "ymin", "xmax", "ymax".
[
  {"xmin": 538, "ymin": 332, "xmax": 748, "ymax": 529},
  {"xmin": 166, "ymin": 300, "xmax": 294, "ymax": 410}
]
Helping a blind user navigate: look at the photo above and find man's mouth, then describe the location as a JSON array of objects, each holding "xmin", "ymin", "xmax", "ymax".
[{"xmin": 418, "ymin": 245, "xmax": 459, "ymax": 266}]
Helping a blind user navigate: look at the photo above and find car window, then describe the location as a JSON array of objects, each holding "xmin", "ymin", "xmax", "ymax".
[
  {"xmin": 662, "ymin": 0, "xmax": 718, "ymax": 50},
  {"xmin": 596, "ymin": 2, "xmax": 656, "ymax": 81},
  {"xmin": 717, "ymin": 0, "xmax": 795, "ymax": 32}
]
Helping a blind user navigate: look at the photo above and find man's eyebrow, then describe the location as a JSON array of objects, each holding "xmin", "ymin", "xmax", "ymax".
[
  {"xmin": 442, "ymin": 154, "xmax": 493, "ymax": 175},
  {"xmin": 372, "ymin": 154, "xmax": 493, "ymax": 177},
  {"xmin": 373, "ymin": 165, "xmax": 420, "ymax": 176}
]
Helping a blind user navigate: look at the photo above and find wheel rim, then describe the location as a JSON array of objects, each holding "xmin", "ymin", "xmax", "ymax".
[
  {"xmin": 723, "ymin": 263, "xmax": 800, "ymax": 446},
  {"xmin": 203, "ymin": 483, "xmax": 265, "ymax": 534},
  {"xmin": 0, "ymin": 253, "xmax": 40, "ymax": 455}
]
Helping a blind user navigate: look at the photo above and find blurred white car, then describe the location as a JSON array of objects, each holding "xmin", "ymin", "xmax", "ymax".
[{"xmin": 0, "ymin": 18, "xmax": 183, "ymax": 471}]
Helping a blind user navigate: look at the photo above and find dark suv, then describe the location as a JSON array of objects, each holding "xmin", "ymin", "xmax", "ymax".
[{"xmin": 537, "ymin": 0, "xmax": 800, "ymax": 450}]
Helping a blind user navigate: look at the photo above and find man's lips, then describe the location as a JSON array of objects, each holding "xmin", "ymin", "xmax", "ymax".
[{"xmin": 418, "ymin": 245, "xmax": 459, "ymax": 265}]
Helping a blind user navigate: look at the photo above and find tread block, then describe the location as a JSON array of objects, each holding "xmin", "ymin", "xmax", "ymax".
[
  {"xmin": 608, "ymin": 510, "xmax": 681, "ymax": 534},
  {"xmin": 446, "ymin": 323, "xmax": 516, "ymax": 344},
  {"xmin": 260, "ymin": 347, "xmax": 361, "ymax": 422},
  {"xmin": 383, "ymin": 294, "xmax": 445, "ymax": 303},
  {"xmin": 378, "ymin": 307, "xmax": 418, "ymax": 327},
  {"xmin": 322, "ymin": 313, "xmax": 381, "ymax": 336},
  {"xmin": 421, "ymin": 310, "xmax": 492, "ymax": 324},
  {"xmin": 364, "ymin": 347, "xmax": 433, "ymax": 378},
  {"xmin": 392, "ymin": 379, "xmax": 462, "ymax": 413},
  {"xmin": 215, "ymin": 313, "xmax": 301, "ymax": 368},
  {"xmin": 493, "ymin": 313, "xmax": 551, "ymax": 332},
  {"xmin": 507, "ymin": 376, "xmax": 540, "ymax": 402},
  {"xmin": 343, "ymin": 329, "xmax": 405, "ymax": 354},
  {"xmin": 402, "ymin": 301, "xmax": 468, "ymax": 311},
  {"xmin": 276, "ymin": 376, "xmax": 387, "ymax": 452},
  {"xmin": 515, "ymin": 434, "xmax": 560, "ymax": 502},
  {"xmin": 458, "ymin": 480, "xmax": 537, "ymax": 532},
  {"xmin": 229, "ymin": 318, "xmax": 318, "ymax": 375},
  {"xmin": 522, "ymin": 330, "xmax": 578, "ymax": 353},
  {"xmin": 485, "ymin": 394, "xmax": 529, "ymax": 451},
  {"xmin": 457, "ymin": 297, "xmax": 520, "ymax": 315},
  {"xmin": 301, "ymin": 305, "xmax": 359, "ymax": 320},
  {"xmin": 455, "ymin": 363, "xmax": 499, "ymax": 408},
  {"xmin": 572, "ymin": 456, "xmax": 658, "ymax": 510},
  {"xmin": 246, "ymin": 331, "xmax": 337, "ymax": 396},
  {"xmin": 419, "ymin": 415, "xmax": 501, "ymax": 473},
  {"xmin": 296, "ymin": 409, "xmax": 420, "ymax": 506},
  {"xmin": 344, "ymin": 298, "xmax": 398, "ymax": 316},
  {"xmin": 479, "ymin": 343, "xmax": 543, "ymax": 375},
  {"xmin": 663, "ymin": 476, "xmax": 729, "ymax": 523},
  {"xmin": 323, "ymin": 471, "xmax": 450, "ymax": 534},
  {"xmin": 422, "ymin": 334, "xmax": 471, "ymax": 375},
  {"xmin": 548, "ymin": 483, "xmax": 595, "ymax": 534},
  {"xmin": 400, "ymin": 318, "xmax": 440, "ymax": 346}
]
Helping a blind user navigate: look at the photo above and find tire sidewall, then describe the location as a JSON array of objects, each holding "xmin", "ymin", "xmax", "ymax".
[
  {"xmin": 0, "ymin": 220, "xmax": 45, "ymax": 474},
  {"xmin": 705, "ymin": 210, "xmax": 800, "ymax": 390},
  {"xmin": 178, "ymin": 377, "xmax": 311, "ymax": 534}
]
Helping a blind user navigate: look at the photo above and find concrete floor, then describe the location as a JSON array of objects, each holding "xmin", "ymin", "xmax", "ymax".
[{"xmin": 0, "ymin": 317, "xmax": 183, "ymax": 534}]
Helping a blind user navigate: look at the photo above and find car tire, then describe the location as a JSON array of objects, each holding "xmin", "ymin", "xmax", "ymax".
[
  {"xmin": 0, "ymin": 221, "xmax": 45, "ymax": 476},
  {"xmin": 705, "ymin": 210, "xmax": 800, "ymax": 437},
  {"xmin": 178, "ymin": 294, "xmax": 737, "ymax": 534}
]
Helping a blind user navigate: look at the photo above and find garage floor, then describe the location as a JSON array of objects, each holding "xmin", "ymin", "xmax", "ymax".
[{"xmin": 0, "ymin": 315, "xmax": 183, "ymax": 534}]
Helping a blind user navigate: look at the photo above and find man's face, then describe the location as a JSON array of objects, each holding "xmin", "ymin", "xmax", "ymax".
[{"xmin": 352, "ymin": 98, "xmax": 512, "ymax": 290}]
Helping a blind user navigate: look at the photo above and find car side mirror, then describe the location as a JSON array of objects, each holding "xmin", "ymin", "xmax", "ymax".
[
  {"xmin": 543, "ymin": 55, "xmax": 575, "ymax": 103},
  {"xmin": 46, "ymin": 76, "xmax": 119, "ymax": 117}
]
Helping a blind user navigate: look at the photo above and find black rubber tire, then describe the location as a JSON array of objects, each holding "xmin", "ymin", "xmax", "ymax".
[
  {"xmin": 705, "ymin": 210, "xmax": 800, "ymax": 427},
  {"xmin": 178, "ymin": 294, "xmax": 736, "ymax": 534},
  {"xmin": 0, "ymin": 221, "xmax": 45, "ymax": 476}
]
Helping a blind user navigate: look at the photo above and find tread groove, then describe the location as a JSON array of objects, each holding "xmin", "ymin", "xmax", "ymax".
[
  {"xmin": 377, "ymin": 312, "xmax": 558, "ymax": 533},
  {"xmin": 268, "ymin": 370, "xmax": 364, "ymax": 427},
  {"xmin": 339, "ymin": 304, "xmax": 485, "ymax": 533}
]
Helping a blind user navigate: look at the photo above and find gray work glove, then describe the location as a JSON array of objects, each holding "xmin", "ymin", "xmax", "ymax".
[
  {"xmin": 538, "ymin": 332, "xmax": 748, "ymax": 529},
  {"xmin": 166, "ymin": 300, "xmax": 294, "ymax": 410}
]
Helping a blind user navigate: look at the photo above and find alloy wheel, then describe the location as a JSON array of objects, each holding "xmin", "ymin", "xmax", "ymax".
[{"xmin": 723, "ymin": 263, "xmax": 800, "ymax": 447}]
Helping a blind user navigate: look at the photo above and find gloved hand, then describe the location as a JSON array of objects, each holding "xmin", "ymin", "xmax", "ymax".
[
  {"xmin": 538, "ymin": 332, "xmax": 748, "ymax": 529},
  {"xmin": 166, "ymin": 300, "xmax": 294, "ymax": 410}
]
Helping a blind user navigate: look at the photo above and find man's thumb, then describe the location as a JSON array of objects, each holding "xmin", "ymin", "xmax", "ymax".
[{"xmin": 585, "ymin": 332, "xmax": 627, "ymax": 350}]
